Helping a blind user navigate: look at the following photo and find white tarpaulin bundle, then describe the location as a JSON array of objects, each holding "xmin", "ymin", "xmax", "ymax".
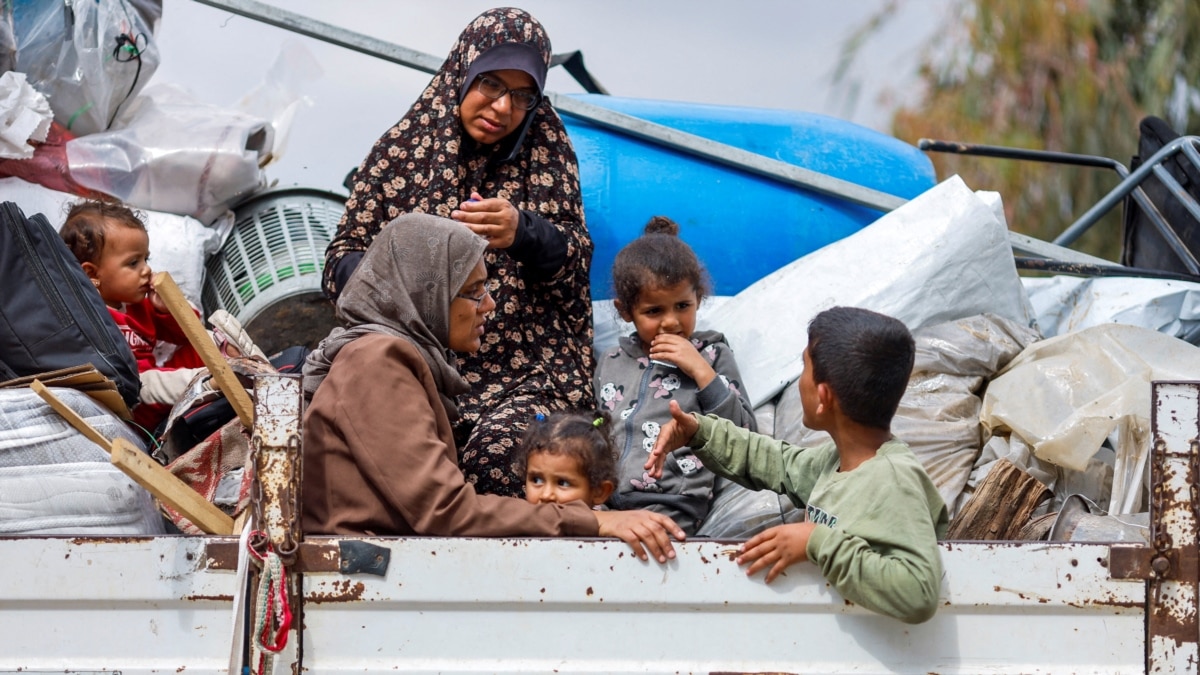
[
  {"xmin": 1025, "ymin": 275, "xmax": 1200, "ymax": 344},
  {"xmin": 980, "ymin": 324, "xmax": 1200, "ymax": 513},
  {"xmin": 710, "ymin": 175, "xmax": 1036, "ymax": 408}
]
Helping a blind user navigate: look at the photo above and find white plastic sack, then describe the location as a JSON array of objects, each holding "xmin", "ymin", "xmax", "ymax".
[
  {"xmin": 12, "ymin": 0, "xmax": 161, "ymax": 137},
  {"xmin": 66, "ymin": 83, "xmax": 271, "ymax": 224},
  {"xmin": 0, "ymin": 71, "xmax": 52, "ymax": 159},
  {"xmin": 980, "ymin": 324, "xmax": 1200, "ymax": 512},
  {"xmin": 712, "ymin": 176, "xmax": 1035, "ymax": 407},
  {"xmin": 0, "ymin": 176, "xmax": 224, "ymax": 307},
  {"xmin": 1024, "ymin": 275, "xmax": 1200, "ymax": 344}
]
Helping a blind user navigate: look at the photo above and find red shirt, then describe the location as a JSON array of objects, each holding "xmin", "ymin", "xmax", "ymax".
[{"xmin": 108, "ymin": 297, "xmax": 205, "ymax": 429}]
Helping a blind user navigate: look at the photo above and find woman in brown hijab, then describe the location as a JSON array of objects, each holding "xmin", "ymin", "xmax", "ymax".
[
  {"xmin": 305, "ymin": 214, "xmax": 683, "ymax": 562},
  {"xmin": 323, "ymin": 8, "xmax": 593, "ymax": 499}
]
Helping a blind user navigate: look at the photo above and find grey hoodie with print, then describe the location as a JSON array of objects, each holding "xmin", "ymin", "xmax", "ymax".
[{"xmin": 595, "ymin": 329, "xmax": 756, "ymax": 534}]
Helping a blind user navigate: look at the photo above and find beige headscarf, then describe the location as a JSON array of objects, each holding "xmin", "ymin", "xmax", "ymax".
[{"xmin": 303, "ymin": 213, "xmax": 488, "ymax": 416}]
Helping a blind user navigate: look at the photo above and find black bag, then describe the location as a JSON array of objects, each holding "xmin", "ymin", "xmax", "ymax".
[
  {"xmin": 0, "ymin": 201, "xmax": 141, "ymax": 408},
  {"xmin": 159, "ymin": 345, "xmax": 311, "ymax": 451},
  {"xmin": 1121, "ymin": 116, "xmax": 1200, "ymax": 276}
]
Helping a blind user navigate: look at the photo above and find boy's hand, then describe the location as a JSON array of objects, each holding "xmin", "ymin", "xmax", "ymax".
[
  {"xmin": 737, "ymin": 522, "xmax": 816, "ymax": 583},
  {"xmin": 594, "ymin": 509, "xmax": 686, "ymax": 563},
  {"xmin": 451, "ymin": 191, "xmax": 519, "ymax": 248},
  {"xmin": 148, "ymin": 287, "xmax": 168, "ymax": 314},
  {"xmin": 649, "ymin": 334, "xmax": 716, "ymax": 389},
  {"xmin": 644, "ymin": 401, "xmax": 699, "ymax": 478}
]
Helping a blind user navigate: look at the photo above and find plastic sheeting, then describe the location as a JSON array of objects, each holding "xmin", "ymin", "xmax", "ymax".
[
  {"xmin": 0, "ymin": 71, "xmax": 51, "ymax": 160},
  {"xmin": 66, "ymin": 83, "xmax": 271, "ymax": 224},
  {"xmin": 980, "ymin": 324, "xmax": 1200, "ymax": 514},
  {"xmin": 774, "ymin": 314, "xmax": 1040, "ymax": 515},
  {"xmin": 1025, "ymin": 275, "xmax": 1200, "ymax": 344},
  {"xmin": 710, "ymin": 176, "xmax": 1035, "ymax": 408},
  {"xmin": 12, "ymin": 0, "xmax": 162, "ymax": 137}
]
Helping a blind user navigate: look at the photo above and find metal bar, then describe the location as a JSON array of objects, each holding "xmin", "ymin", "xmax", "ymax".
[
  {"xmin": 1006, "ymin": 232, "xmax": 1114, "ymax": 265},
  {"xmin": 918, "ymin": 138, "xmax": 1130, "ymax": 174},
  {"xmin": 1054, "ymin": 136, "xmax": 1200, "ymax": 247},
  {"xmin": 1146, "ymin": 381, "xmax": 1200, "ymax": 673},
  {"xmin": 252, "ymin": 373, "xmax": 304, "ymax": 559},
  {"xmin": 190, "ymin": 0, "xmax": 443, "ymax": 73},
  {"xmin": 547, "ymin": 93, "xmax": 907, "ymax": 212},
  {"xmin": 1014, "ymin": 257, "xmax": 1200, "ymax": 283}
]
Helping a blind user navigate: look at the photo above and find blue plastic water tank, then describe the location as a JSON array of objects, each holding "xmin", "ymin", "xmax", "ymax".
[{"xmin": 561, "ymin": 95, "xmax": 936, "ymax": 299}]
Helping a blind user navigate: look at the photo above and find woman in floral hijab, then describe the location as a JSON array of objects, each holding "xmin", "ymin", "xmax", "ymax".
[{"xmin": 323, "ymin": 8, "xmax": 594, "ymax": 497}]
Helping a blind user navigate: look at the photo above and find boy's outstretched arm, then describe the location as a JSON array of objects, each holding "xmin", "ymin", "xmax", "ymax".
[{"xmin": 645, "ymin": 400, "xmax": 700, "ymax": 478}]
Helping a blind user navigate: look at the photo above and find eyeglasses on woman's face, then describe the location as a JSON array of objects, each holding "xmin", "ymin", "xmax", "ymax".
[
  {"xmin": 454, "ymin": 287, "xmax": 492, "ymax": 308},
  {"xmin": 474, "ymin": 73, "xmax": 540, "ymax": 111}
]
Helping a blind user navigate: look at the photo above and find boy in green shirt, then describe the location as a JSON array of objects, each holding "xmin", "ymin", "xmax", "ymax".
[{"xmin": 647, "ymin": 306, "xmax": 948, "ymax": 624}]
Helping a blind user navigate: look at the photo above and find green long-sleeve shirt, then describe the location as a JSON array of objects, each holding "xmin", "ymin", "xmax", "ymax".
[{"xmin": 689, "ymin": 414, "xmax": 949, "ymax": 624}]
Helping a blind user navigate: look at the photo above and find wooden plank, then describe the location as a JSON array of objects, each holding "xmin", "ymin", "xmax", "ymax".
[
  {"xmin": 152, "ymin": 272, "xmax": 254, "ymax": 428},
  {"xmin": 110, "ymin": 437, "xmax": 234, "ymax": 535},
  {"xmin": 31, "ymin": 380, "xmax": 113, "ymax": 453},
  {"xmin": 948, "ymin": 458, "xmax": 1051, "ymax": 540}
]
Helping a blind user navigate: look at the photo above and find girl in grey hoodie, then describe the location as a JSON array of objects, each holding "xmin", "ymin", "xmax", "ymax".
[{"xmin": 596, "ymin": 217, "xmax": 756, "ymax": 535}]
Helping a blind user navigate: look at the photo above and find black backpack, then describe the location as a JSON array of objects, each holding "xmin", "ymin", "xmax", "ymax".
[{"xmin": 0, "ymin": 201, "xmax": 141, "ymax": 408}]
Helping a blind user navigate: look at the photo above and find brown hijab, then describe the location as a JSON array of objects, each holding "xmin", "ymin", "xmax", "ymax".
[{"xmin": 304, "ymin": 213, "xmax": 488, "ymax": 415}]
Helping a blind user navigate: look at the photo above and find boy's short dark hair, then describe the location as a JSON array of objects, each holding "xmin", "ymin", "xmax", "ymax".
[
  {"xmin": 807, "ymin": 306, "xmax": 914, "ymax": 430},
  {"xmin": 60, "ymin": 199, "xmax": 146, "ymax": 266}
]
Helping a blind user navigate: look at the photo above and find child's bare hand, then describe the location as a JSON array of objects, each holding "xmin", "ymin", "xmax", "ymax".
[
  {"xmin": 595, "ymin": 509, "xmax": 685, "ymax": 563},
  {"xmin": 737, "ymin": 523, "xmax": 816, "ymax": 583},
  {"xmin": 644, "ymin": 401, "xmax": 699, "ymax": 478},
  {"xmin": 148, "ymin": 288, "xmax": 168, "ymax": 314},
  {"xmin": 451, "ymin": 191, "xmax": 519, "ymax": 248},
  {"xmin": 648, "ymin": 334, "xmax": 716, "ymax": 388}
]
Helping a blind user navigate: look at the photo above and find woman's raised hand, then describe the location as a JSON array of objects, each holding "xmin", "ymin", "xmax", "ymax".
[
  {"xmin": 594, "ymin": 509, "xmax": 686, "ymax": 563},
  {"xmin": 452, "ymin": 191, "xmax": 520, "ymax": 248}
]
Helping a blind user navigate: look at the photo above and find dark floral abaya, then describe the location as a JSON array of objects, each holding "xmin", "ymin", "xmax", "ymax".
[{"xmin": 323, "ymin": 8, "xmax": 594, "ymax": 497}]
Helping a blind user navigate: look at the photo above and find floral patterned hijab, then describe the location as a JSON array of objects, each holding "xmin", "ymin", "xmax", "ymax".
[
  {"xmin": 304, "ymin": 214, "xmax": 488, "ymax": 415},
  {"xmin": 323, "ymin": 7, "xmax": 586, "ymax": 298}
]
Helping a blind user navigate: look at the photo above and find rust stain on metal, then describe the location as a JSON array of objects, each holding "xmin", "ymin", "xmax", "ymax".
[
  {"xmin": 586, "ymin": 586, "xmax": 594, "ymax": 596},
  {"xmin": 705, "ymin": 667, "xmax": 801, "ymax": 672},
  {"xmin": 68, "ymin": 536, "xmax": 144, "ymax": 545},
  {"xmin": 204, "ymin": 541, "xmax": 240, "ymax": 570},
  {"xmin": 308, "ymin": 579, "xmax": 367, "ymax": 603},
  {"xmin": 185, "ymin": 594, "xmax": 234, "ymax": 602}
]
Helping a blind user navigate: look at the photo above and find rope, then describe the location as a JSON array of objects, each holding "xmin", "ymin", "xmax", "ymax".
[{"xmin": 247, "ymin": 533, "xmax": 293, "ymax": 675}]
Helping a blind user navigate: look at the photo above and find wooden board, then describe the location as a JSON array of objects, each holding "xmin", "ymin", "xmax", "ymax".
[
  {"xmin": 31, "ymin": 379, "xmax": 113, "ymax": 452},
  {"xmin": 110, "ymin": 437, "xmax": 234, "ymax": 535},
  {"xmin": 152, "ymin": 272, "xmax": 255, "ymax": 428},
  {"xmin": 33, "ymin": 381, "xmax": 234, "ymax": 535},
  {"xmin": 948, "ymin": 458, "xmax": 1052, "ymax": 540}
]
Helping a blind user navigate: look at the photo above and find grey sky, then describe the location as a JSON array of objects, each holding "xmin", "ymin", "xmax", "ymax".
[{"xmin": 153, "ymin": 0, "xmax": 949, "ymax": 194}]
